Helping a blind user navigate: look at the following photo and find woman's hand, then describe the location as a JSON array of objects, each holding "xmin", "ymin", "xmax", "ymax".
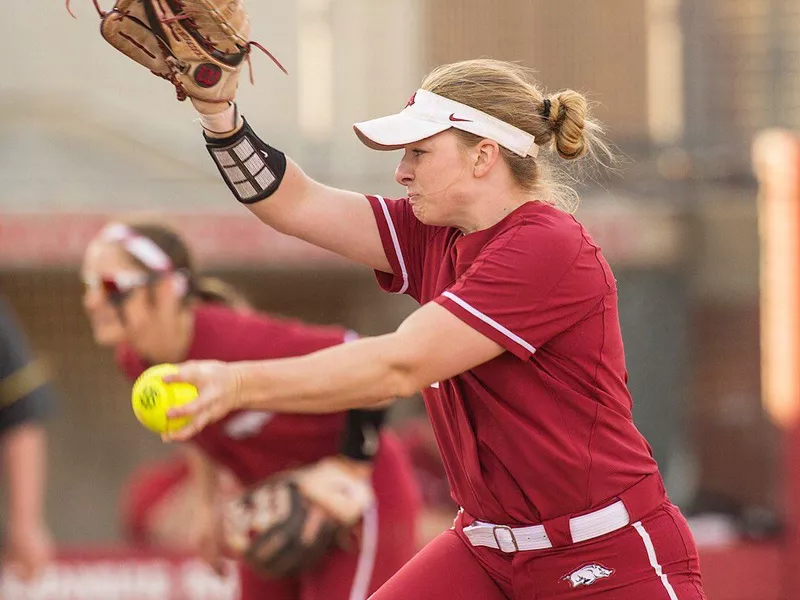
[
  {"xmin": 189, "ymin": 98, "xmax": 231, "ymax": 115},
  {"xmin": 162, "ymin": 360, "xmax": 244, "ymax": 442},
  {"xmin": 3, "ymin": 519, "xmax": 54, "ymax": 581}
]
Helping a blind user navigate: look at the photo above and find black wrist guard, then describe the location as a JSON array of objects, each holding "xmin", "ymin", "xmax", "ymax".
[
  {"xmin": 340, "ymin": 408, "xmax": 387, "ymax": 462},
  {"xmin": 204, "ymin": 117, "xmax": 287, "ymax": 204}
]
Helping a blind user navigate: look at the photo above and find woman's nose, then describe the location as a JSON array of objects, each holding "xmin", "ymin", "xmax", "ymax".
[
  {"xmin": 82, "ymin": 286, "xmax": 104, "ymax": 311},
  {"xmin": 395, "ymin": 157, "xmax": 414, "ymax": 186}
]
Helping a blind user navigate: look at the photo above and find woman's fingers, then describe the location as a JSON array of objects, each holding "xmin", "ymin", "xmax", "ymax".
[
  {"xmin": 158, "ymin": 360, "xmax": 243, "ymax": 442},
  {"xmin": 162, "ymin": 362, "xmax": 202, "ymax": 386},
  {"xmin": 167, "ymin": 395, "xmax": 206, "ymax": 419},
  {"xmin": 164, "ymin": 412, "xmax": 209, "ymax": 442}
]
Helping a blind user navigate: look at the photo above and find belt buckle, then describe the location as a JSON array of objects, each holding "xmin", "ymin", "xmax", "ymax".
[{"xmin": 492, "ymin": 525, "xmax": 520, "ymax": 552}]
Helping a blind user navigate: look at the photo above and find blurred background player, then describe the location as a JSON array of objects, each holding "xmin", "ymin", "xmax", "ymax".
[
  {"xmin": 80, "ymin": 221, "xmax": 420, "ymax": 600},
  {"xmin": 0, "ymin": 295, "xmax": 56, "ymax": 582}
]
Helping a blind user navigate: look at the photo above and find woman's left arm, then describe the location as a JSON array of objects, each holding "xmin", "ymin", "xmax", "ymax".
[{"xmin": 165, "ymin": 302, "xmax": 503, "ymax": 441}]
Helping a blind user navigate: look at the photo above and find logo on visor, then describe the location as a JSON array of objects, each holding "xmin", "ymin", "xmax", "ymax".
[
  {"xmin": 405, "ymin": 92, "xmax": 417, "ymax": 107},
  {"xmin": 449, "ymin": 113, "xmax": 472, "ymax": 123}
]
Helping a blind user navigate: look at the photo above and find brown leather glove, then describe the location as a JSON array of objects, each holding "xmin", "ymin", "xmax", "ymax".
[
  {"xmin": 223, "ymin": 457, "xmax": 375, "ymax": 579},
  {"xmin": 78, "ymin": 0, "xmax": 285, "ymax": 101}
]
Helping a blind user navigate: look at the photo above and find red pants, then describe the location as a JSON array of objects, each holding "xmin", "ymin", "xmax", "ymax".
[
  {"xmin": 370, "ymin": 502, "xmax": 706, "ymax": 599},
  {"xmin": 240, "ymin": 433, "xmax": 420, "ymax": 600}
]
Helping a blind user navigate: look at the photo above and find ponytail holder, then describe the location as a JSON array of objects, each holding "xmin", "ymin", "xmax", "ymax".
[{"xmin": 542, "ymin": 98, "xmax": 552, "ymax": 119}]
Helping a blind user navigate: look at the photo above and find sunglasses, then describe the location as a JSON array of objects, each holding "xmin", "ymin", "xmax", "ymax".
[{"xmin": 82, "ymin": 272, "xmax": 158, "ymax": 302}]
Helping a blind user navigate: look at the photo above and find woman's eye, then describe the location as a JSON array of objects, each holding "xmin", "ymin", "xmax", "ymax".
[{"xmin": 412, "ymin": 149, "xmax": 426, "ymax": 157}]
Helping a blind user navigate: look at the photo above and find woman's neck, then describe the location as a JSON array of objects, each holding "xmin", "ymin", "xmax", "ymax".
[
  {"xmin": 457, "ymin": 188, "xmax": 534, "ymax": 235},
  {"xmin": 138, "ymin": 305, "xmax": 195, "ymax": 365}
]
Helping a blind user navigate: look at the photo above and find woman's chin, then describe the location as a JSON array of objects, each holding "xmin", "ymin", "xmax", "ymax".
[
  {"xmin": 411, "ymin": 203, "xmax": 429, "ymax": 223},
  {"xmin": 414, "ymin": 208, "xmax": 448, "ymax": 227},
  {"xmin": 92, "ymin": 328, "xmax": 125, "ymax": 347}
]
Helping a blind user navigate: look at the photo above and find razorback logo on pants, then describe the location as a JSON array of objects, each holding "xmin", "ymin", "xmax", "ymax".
[{"xmin": 563, "ymin": 564, "xmax": 614, "ymax": 588}]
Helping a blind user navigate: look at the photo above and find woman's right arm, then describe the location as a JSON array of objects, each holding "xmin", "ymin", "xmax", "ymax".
[
  {"xmin": 247, "ymin": 158, "xmax": 392, "ymax": 273},
  {"xmin": 195, "ymin": 101, "xmax": 392, "ymax": 272}
]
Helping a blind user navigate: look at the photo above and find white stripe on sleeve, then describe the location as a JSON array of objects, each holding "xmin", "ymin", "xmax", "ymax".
[
  {"xmin": 375, "ymin": 196, "xmax": 409, "ymax": 294},
  {"xmin": 441, "ymin": 291, "xmax": 537, "ymax": 355}
]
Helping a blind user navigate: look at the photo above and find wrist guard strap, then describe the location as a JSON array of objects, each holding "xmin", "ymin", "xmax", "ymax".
[
  {"xmin": 340, "ymin": 408, "xmax": 387, "ymax": 462},
  {"xmin": 204, "ymin": 117, "xmax": 287, "ymax": 204}
]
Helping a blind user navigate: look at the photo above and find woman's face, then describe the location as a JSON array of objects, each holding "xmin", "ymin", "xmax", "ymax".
[
  {"xmin": 81, "ymin": 239, "xmax": 167, "ymax": 349},
  {"xmin": 394, "ymin": 130, "xmax": 474, "ymax": 227}
]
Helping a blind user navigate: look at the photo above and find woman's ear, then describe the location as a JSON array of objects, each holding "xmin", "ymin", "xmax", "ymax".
[{"xmin": 473, "ymin": 140, "xmax": 501, "ymax": 178}]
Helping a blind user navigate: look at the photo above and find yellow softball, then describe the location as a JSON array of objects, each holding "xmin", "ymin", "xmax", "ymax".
[{"xmin": 131, "ymin": 363, "xmax": 197, "ymax": 434}]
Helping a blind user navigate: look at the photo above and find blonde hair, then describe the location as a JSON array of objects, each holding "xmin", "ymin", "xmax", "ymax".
[{"xmin": 421, "ymin": 59, "xmax": 615, "ymax": 212}]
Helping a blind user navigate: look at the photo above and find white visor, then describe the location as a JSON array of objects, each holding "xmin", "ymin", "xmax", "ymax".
[{"xmin": 353, "ymin": 89, "xmax": 538, "ymax": 158}]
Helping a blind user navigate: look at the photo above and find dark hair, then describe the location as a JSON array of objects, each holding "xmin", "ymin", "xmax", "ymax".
[{"xmin": 122, "ymin": 222, "xmax": 252, "ymax": 310}]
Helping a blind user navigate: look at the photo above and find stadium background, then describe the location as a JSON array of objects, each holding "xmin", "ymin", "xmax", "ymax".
[{"xmin": 1, "ymin": 0, "xmax": 799, "ymax": 598}]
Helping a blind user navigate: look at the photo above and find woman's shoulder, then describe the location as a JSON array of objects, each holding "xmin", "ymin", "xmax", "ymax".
[
  {"xmin": 518, "ymin": 200, "xmax": 582, "ymax": 228},
  {"xmin": 191, "ymin": 304, "xmax": 276, "ymax": 359},
  {"xmin": 496, "ymin": 201, "xmax": 586, "ymax": 251},
  {"xmin": 193, "ymin": 303, "xmax": 348, "ymax": 359},
  {"xmin": 196, "ymin": 303, "xmax": 343, "ymax": 336},
  {"xmin": 194, "ymin": 303, "xmax": 289, "ymax": 342}
]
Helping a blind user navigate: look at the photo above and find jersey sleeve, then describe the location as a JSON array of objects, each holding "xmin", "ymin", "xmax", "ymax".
[
  {"xmin": 0, "ymin": 299, "xmax": 56, "ymax": 432},
  {"xmin": 366, "ymin": 195, "xmax": 439, "ymax": 302},
  {"xmin": 434, "ymin": 220, "xmax": 612, "ymax": 360}
]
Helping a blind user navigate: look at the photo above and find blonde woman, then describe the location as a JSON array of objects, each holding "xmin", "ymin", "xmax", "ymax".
[{"xmin": 166, "ymin": 59, "xmax": 706, "ymax": 599}]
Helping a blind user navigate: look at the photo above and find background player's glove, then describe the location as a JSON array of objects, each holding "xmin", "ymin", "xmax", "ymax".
[
  {"xmin": 223, "ymin": 456, "xmax": 375, "ymax": 578},
  {"xmin": 83, "ymin": 0, "xmax": 285, "ymax": 102}
]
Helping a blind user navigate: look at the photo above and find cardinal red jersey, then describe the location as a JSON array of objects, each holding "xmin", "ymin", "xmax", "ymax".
[
  {"xmin": 117, "ymin": 303, "xmax": 354, "ymax": 485},
  {"xmin": 367, "ymin": 195, "xmax": 661, "ymax": 526}
]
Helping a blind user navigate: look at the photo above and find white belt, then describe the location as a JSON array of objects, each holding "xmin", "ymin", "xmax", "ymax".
[{"xmin": 462, "ymin": 500, "xmax": 631, "ymax": 552}]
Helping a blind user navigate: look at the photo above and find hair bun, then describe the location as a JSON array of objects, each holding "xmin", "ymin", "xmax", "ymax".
[{"xmin": 548, "ymin": 90, "xmax": 587, "ymax": 160}]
